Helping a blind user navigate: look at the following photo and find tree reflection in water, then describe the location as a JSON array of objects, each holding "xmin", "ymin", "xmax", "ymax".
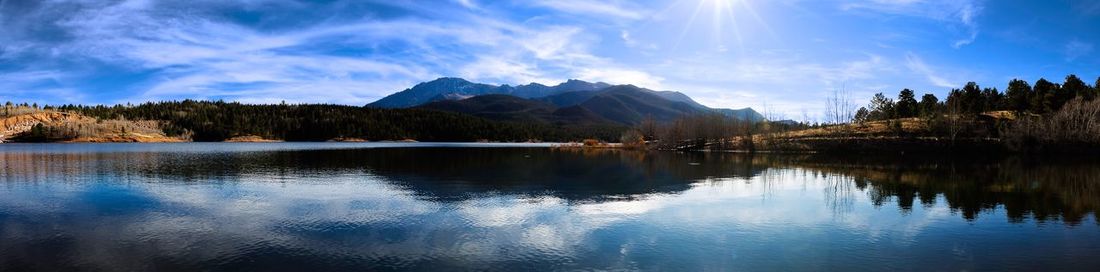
[{"xmin": 1, "ymin": 146, "xmax": 1097, "ymax": 224}]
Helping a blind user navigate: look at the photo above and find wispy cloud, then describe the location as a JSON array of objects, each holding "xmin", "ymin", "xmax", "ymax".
[
  {"xmin": 0, "ymin": 0, "xmax": 1092, "ymax": 114},
  {"xmin": 529, "ymin": 0, "xmax": 646, "ymax": 20},
  {"xmin": 0, "ymin": 0, "xmax": 653, "ymax": 104},
  {"xmin": 0, "ymin": 70, "xmax": 85, "ymax": 103},
  {"xmin": 454, "ymin": 0, "xmax": 478, "ymax": 10},
  {"xmin": 1064, "ymin": 40, "xmax": 1094, "ymax": 62},
  {"xmin": 904, "ymin": 52, "xmax": 956, "ymax": 89},
  {"xmin": 842, "ymin": 0, "xmax": 983, "ymax": 48}
]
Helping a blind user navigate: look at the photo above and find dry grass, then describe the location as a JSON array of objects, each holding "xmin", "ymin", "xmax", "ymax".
[{"xmin": 778, "ymin": 117, "xmax": 930, "ymax": 139}]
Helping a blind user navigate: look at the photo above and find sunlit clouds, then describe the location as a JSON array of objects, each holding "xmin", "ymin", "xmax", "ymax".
[{"xmin": 0, "ymin": 0, "xmax": 1098, "ymax": 119}]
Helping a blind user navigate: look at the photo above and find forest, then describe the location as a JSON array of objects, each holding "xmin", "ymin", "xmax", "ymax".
[{"xmin": 4, "ymin": 100, "xmax": 625, "ymax": 142}]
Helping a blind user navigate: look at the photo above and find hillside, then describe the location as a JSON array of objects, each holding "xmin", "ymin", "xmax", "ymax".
[
  {"xmin": 576, "ymin": 85, "xmax": 705, "ymax": 125},
  {"xmin": 1, "ymin": 109, "xmax": 185, "ymax": 143},
  {"xmin": 418, "ymin": 94, "xmax": 616, "ymax": 125},
  {"xmin": 417, "ymin": 95, "xmax": 560, "ymax": 123}
]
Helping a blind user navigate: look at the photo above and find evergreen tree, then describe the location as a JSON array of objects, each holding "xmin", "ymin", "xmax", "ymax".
[
  {"xmin": 868, "ymin": 93, "xmax": 895, "ymax": 120},
  {"xmin": 961, "ymin": 82, "xmax": 984, "ymax": 114},
  {"xmin": 981, "ymin": 87, "xmax": 1003, "ymax": 111},
  {"xmin": 1063, "ymin": 74, "xmax": 1090, "ymax": 101},
  {"xmin": 918, "ymin": 93, "xmax": 939, "ymax": 117},
  {"xmin": 1032, "ymin": 78, "xmax": 1057, "ymax": 114},
  {"xmin": 1095, "ymin": 76, "xmax": 1100, "ymax": 100},
  {"xmin": 895, "ymin": 89, "xmax": 918, "ymax": 118},
  {"xmin": 854, "ymin": 107, "xmax": 870, "ymax": 123},
  {"xmin": 1005, "ymin": 79, "xmax": 1032, "ymax": 113}
]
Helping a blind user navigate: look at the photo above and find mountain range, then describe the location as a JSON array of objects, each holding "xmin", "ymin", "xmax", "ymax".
[{"xmin": 368, "ymin": 77, "xmax": 762, "ymax": 126}]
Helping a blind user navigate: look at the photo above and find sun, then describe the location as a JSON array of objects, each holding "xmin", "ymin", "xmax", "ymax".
[
  {"xmin": 671, "ymin": 0, "xmax": 771, "ymax": 53},
  {"xmin": 708, "ymin": 0, "xmax": 741, "ymax": 5}
]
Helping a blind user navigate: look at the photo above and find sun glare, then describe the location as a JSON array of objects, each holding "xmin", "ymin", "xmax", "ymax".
[{"xmin": 671, "ymin": 0, "xmax": 771, "ymax": 53}]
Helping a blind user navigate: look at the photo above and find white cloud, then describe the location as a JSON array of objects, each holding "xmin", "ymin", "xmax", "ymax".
[
  {"xmin": 0, "ymin": 70, "xmax": 87, "ymax": 104},
  {"xmin": 842, "ymin": 0, "xmax": 983, "ymax": 48},
  {"xmin": 454, "ymin": 0, "xmax": 477, "ymax": 9},
  {"xmin": 904, "ymin": 52, "xmax": 956, "ymax": 89},
  {"xmin": 645, "ymin": 52, "xmax": 898, "ymax": 116},
  {"xmin": 620, "ymin": 30, "xmax": 636, "ymax": 47},
  {"xmin": 577, "ymin": 68, "xmax": 664, "ymax": 88},
  {"xmin": 0, "ymin": 0, "xmax": 660, "ymax": 104},
  {"xmin": 458, "ymin": 56, "xmax": 555, "ymax": 86},
  {"xmin": 529, "ymin": 0, "xmax": 645, "ymax": 20}
]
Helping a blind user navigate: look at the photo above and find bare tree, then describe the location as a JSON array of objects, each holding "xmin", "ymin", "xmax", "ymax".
[
  {"xmin": 824, "ymin": 88, "xmax": 855, "ymax": 125},
  {"xmin": 946, "ymin": 95, "xmax": 963, "ymax": 144}
]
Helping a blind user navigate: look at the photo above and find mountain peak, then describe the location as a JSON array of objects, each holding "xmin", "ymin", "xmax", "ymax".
[{"xmin": 419, "ymin": 77, "xmax": 474, "ymax": 86}]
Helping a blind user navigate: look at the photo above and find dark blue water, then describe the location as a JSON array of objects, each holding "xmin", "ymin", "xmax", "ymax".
[{"xmin": 0, "ymin": 143, "xmax": 1097, "ymax": 271}]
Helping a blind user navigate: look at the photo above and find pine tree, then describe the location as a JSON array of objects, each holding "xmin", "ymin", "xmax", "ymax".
[
  {"xmin": 1032, "ymin": 78, "xmax": 1057, "ymax": 114},
  {"xmin": 895, "ymin": 89, "xmax": 918, "ymax": 118},
  {"xmin": 868, "ymin": 93, "xmax": 895, "ymax": 120},
  {"xmin": 918, "ymin": 93, "xmax": 939, "ymax": 117},
  {"xmin": 1063, "ymin": 74, "xmax": 1090, "ymax": 101},
  {"xmin": 1005, "ymin": 79, "xmax": 1032, "ymax": 113}
]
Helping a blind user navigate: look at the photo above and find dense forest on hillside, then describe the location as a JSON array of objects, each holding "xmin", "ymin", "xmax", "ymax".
[{"xmin": 37, "ymin": 101, "xmax": 625, "ymax": 142}]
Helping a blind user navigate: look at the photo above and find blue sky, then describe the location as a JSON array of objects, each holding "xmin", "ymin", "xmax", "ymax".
[{"xmin": 1, "ymin": 0, "xmax": 1098, "ymax": 119}]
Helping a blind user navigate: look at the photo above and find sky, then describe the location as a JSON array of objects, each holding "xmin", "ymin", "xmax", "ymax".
[{"xmin": 1, "ymin": 0, "xmax": 1099, "ymax": 119}]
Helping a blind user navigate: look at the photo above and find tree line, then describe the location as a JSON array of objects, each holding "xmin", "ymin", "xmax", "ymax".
[
  {"xmin": 33, "ymin": 100, "xmax": 624, "ymax": 142},
  {"xmin": 854, "ymin": 74, "xmax": 1100, "ymax": 122},
  {"xmin": 626, "ymin": 74, "xmax": 1100, "ymax": 152}
]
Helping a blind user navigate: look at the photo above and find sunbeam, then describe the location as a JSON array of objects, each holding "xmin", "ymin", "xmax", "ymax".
[{"xmin": 669, "ymin": 0, "xmax": 770, "ymax": 53}]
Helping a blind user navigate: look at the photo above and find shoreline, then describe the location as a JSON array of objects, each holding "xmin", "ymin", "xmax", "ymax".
[{"xmin": 0, "ymin": 137, "xmax": 1090, "ymax": 155}]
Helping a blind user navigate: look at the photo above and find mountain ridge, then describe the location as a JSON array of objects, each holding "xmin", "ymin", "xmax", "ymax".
[
  {"xmin": 371, "ymin": 77, "xmax": 764, "ymax": 123},
  {"xmin": 368, "ymin": 78, "xmax": 611, "ymax": 108}
]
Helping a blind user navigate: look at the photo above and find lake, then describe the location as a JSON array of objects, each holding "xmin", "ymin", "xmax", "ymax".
[{"xmin": 1, "ymin": 143, "xmax": 1097, "ymax": 271}]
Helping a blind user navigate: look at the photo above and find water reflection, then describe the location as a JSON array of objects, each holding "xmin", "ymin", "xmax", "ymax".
[
  {"xmin": 0, "ymin": 144, "xmax": 1098, "ymax": 271},
  {"xmin": 790, "ymin": 155, "xmax": 1100, "ymax": 225}
]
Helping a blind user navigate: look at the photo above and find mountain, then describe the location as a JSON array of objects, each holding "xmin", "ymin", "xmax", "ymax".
[
  {"xmin": 421, "ymin": 85, "xmax": 722, "ymax": 125},
  {"xmin": 368, "ymin": 78, "xmax": 610, "ymax": 108},
  {"xmin": 642, "ymin": 89, "xmax": 764, "ymax": 122},
  {"xmin": 388, "ymin": 77, "xmax": 765, "ymax": 125},
  {"xmin": 368, "ymin": 78, "xmax": 496, "ymax": 108},
  {"xmin": 538, "ymin": 90, "xmax": 601, "ymax": 107},
  {"xmin": 716, "ymin": 108, "xmax": 764, "ymax": 122},
  {"xmin": 574, "ymin": 85, "xmax": 706, "ymax": 125}
]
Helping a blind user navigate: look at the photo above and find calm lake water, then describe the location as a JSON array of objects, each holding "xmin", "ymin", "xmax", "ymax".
[{"xmin": 1, "ymin": 143, "xmax": 1098, "ymax": 271}]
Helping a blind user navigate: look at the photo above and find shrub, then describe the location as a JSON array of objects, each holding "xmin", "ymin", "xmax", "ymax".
[{"xmin": 620, "ymin": 129, "xmax": 646, "ymax": 150}]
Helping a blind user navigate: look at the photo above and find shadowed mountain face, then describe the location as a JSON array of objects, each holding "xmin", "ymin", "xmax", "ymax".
[
  {"xmin": 416, "ymin": 95, "xmax": 614, "ymax": 125},
  {"xmin": 419, "ymin": 85, "xmax": 708, "ymax": 125},
  {"xmin": 575, "ymin": 85, "xmax": 705, "ymax": 125},
  {"xmin": 371, "ymin": 78, "xmax": 764, "ymax": 124},
  {"xmin": 368, "ymin": 78, "xmax": 611, "ymax": 108}
]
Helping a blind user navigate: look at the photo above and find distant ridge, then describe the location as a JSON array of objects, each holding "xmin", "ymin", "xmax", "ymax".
[
  {"xmin": 368, "ymin": 78, "xmax": 610, "ymax": 108},
  {"xmin": 374, "ymin": 77, "xmax": 764, "ymax": 124}
]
